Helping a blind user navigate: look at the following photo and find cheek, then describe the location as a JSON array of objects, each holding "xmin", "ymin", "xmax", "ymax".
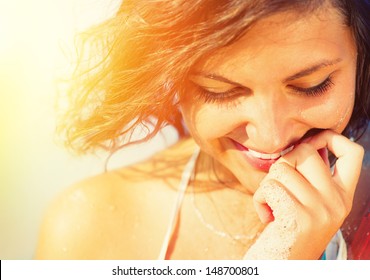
[
  {"xmin": 181, "ymin": 102, "xmax": 234, "ymax": 141},
  {"xmin": 179, "ymin": 88, "xmax": 233, "ymax": 139},
  {"xmin": 331, "ymin": 96, "xmax": 354, "ymax": 132},
  {"xmin": 300, "ymin": 91, "xmax": 355, "ymax": 133}
]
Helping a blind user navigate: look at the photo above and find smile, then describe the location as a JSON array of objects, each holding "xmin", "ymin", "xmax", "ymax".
[
  {"xmin": 246, "ymin": 145, "xmax": 294, "ymax": 160},
  {"xmin": 231, "ymin": 139, "xmax": 295, "ymax": 172}
]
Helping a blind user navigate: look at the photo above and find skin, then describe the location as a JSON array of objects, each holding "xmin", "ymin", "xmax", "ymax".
[
  {"xmin": 182, "ymin": 7, "xmax": 358, "ymax": 191},
  {"xmin": 181, "ymin": 6, "xmax": 364, "ymax": 259},
  {"xmin": 35, "ymin": 5, "xmax": 364, "ymax": 259}
]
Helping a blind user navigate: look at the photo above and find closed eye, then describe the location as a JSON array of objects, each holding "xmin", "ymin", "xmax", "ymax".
[
  {"xmin": 194, "ymin": 85, "xmax": 246, "ymax": 104},
  {"xmin": 288, "ymin": 75, "xmax": 334, "ymax": 97}
]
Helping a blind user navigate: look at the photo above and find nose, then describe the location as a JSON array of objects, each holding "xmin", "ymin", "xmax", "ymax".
[{"xmin": 245, "ymin": 94, "xmax": 292, "ymax": 153}]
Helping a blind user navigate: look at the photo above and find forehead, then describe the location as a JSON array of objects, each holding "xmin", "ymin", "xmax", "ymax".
[{"xmin": 192, "ymin": 6, "xmax": 355, "ymax": 78}]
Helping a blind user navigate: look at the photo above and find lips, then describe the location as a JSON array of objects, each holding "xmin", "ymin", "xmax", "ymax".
[
  {"xmin": 231, "ymin": 140, "xmax": 295, "ymax": 172},
  {"xmin": 230, "ymin": 128, "xmax": 325, "ymax": 172}
]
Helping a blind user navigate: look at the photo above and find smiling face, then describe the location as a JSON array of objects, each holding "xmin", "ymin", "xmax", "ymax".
[{"xmin": 179, "ymin": 6, "xmax": 357, "ymax": 192}]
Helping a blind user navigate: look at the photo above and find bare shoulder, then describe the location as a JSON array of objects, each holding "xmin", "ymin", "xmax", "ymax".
[{"xmin": 35, "ymin": 138, "xmax": 197, "ymax": 259}]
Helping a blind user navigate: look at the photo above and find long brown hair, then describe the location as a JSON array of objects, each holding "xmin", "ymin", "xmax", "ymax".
[{"xmin": 57, "ymin": 0, "xmax": 370, "ymax": 154}]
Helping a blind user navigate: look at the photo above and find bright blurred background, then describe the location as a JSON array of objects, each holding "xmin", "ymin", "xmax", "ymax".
[{"xmin": 0, "ymin": 0, "xmax": 177, "ymax": 259}]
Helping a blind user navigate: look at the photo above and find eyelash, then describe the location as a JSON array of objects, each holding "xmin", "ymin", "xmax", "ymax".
[
  {"xmin": 196, "ymin": 87, "xmax": 243, "ymax": 104},
  {"xmin": 288, "ymin": 76, "xmax": 334, "ymax": 97},
  {"xmin": 195, "ymin": 76, "xmax": 334, "ymax": 104}
]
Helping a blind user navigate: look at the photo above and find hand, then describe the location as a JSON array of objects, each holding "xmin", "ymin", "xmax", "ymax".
[{"xmin": 245, "ymin": 130, "xmax": 364, "ymax": 260}]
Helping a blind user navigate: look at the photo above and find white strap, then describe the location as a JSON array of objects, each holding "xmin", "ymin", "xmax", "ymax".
[
  {"xmin": 157, "ymin": 146, "xmax": 200, "ymax": 260},
  {"xmin": 325, "ymin": 230, "xmax": 347, "ymax": 260}
]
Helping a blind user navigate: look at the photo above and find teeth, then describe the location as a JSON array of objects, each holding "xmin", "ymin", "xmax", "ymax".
[
  {"xmin": 280, "ymin": 145, "xmax": 294, "ymax": 156},
  {"xmin": 247, "ymin": 145, "xmax": 294, "ymax": 160}
]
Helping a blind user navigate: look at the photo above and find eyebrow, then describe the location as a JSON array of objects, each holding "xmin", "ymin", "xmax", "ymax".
[
  {"xmin": 192, "ymin": 58, "xmax": 343, "ymax": 86},
  {"xmin": 191, "ymin": 72, "xmax": 245, "ymax": 88},
  {"xmin": 283, "ymin": 58, "xmax": 342, "ymax": 82}
]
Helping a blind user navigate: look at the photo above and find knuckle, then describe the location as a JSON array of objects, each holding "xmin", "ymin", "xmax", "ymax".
[
  {"xmin": 320, "ymin": 209, "xmax": 332, "ymax": 225},
  {"xmin": 270, "ymin": 161, "xmax": 289, "ymax": 173},
  {"xmin": 347, "ymin": 140, "xmax": 365, "ymax": 156},
  {"xmin": 328, "ymin": 197, "xmax": 351, "ymax": 225},
  {"xmin": 268, "ymin": 162, "xmax": 294, "ymax": 184},
  {"xmin": 353, "ymin": 143, "xmax": 365, "ymax": 157},
  {"xmin": 317, "ymin": 207, "xmax": 341, "ymax": 228},
  {"xmin": 313, "ymin": 195, "xmax": 349, "ymax": 227}
]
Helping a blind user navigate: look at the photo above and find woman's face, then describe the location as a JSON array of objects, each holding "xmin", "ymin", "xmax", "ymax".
[{"xmin": 180, "ymin": 6, "xmax": 357, "ymax": 192}]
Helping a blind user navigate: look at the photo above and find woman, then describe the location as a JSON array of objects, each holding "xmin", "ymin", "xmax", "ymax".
[{"xmin": 36, "ymin": 0, "xmax": 369, "ymax": 259}]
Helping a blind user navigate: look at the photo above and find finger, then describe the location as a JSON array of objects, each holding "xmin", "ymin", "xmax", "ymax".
[
  {"xmin": 253, "ymin": 198, "xmax": 274, "ymax": 223},
  {"xmin": 304, "ymin": 130, "xmax": 364, "ymax": 193},
  {"xmin": 277, "ymin": 143, "xmax": 333, "ymax": 192},
  {"xmin": 253, "ymin": 179, "xmax": 298, "ymax": 227},
  {"xmin": 265, "ymin": 162, "xmax": 318, "ymax": 207},
  {"xmin": 253, "ymin": 179, "xmax": 280, "ymax": 223}
]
